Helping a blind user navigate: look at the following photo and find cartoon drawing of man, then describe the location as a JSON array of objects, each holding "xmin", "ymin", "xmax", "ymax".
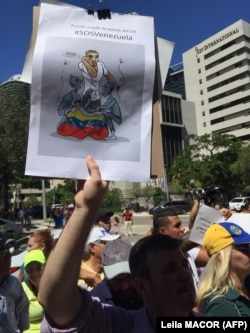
[
  {"xmin": 97, "ymin": 81, "xmax": 122, "ymax": 140},
  {"xmin": 78, "ymin": 50, "xmax": 120, "ymax": 109},
  {"xmin": 57, "ymin": 75, "xmax": 83, "ymax": 126}
]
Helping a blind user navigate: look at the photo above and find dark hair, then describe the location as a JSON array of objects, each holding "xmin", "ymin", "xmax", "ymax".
[
  {"xmin": 212, "ymin": 201, "xmax": 227, "ymax": 209},
  {"xmin": 152, "ymin": 209, "xmax": 178, "ymax": 234},
  {"xmin": 129, "ymin": 234, "xmax": 181, "ymax": 279},
  {"xmin": 86, "ymin": 50, "xmax": 99, "ymax": 56}
]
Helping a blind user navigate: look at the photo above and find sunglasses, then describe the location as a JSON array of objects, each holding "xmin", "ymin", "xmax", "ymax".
[
  {"xmin": 25, "ymin": 264, "xmax": 44, "ymax": 274},
  {"xmin": 233, "ymin": 244, "xmax": 250, "ymax": 255}
]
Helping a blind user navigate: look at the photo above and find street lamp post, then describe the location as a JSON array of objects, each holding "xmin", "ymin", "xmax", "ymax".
[
  {"xmin": 53, "ymin": 187, "xmax": 56, "ymax": 205},
  {"xmin": 42, "ymin": 180, "xmax": 47, "ymax": 222},
  {"xmin": 164, "ymin": 165, "xmax": 169, "ymax": 201},
  {"xmin": 16, "ymin": 183, "xmax": 22, "ymax": 209}
]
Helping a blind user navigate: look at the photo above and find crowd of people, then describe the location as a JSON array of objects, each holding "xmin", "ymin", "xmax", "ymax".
[{"xmin": 1, "ymin": 156, "xmax": 250, "ymax": 332}]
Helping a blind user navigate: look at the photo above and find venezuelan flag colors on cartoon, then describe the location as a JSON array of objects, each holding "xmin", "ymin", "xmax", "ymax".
[{"xmin": 57, "ymin": 109, "xmax": 109, "ymax": 140}]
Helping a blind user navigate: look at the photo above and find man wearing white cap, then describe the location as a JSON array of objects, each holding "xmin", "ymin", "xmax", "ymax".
[
  {"xmin": 39, "ymin": 156, "xmax": 201, "ymax": 333},
  {"xmin": 91, "ymin": 238, "xmax": 143, "ymax": 310},
  {"xmin": 78, "ymin": 227, "xmax": 120, "ymax": 290}
]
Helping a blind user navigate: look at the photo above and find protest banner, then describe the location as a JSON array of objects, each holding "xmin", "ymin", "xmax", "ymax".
[
  {"xmin": 189, "ymin": 204, "xmax": 223, "ymax": 244},
  {"xmin": 25, "ymin": 3, "xmax": 170, "ymax": 182}
]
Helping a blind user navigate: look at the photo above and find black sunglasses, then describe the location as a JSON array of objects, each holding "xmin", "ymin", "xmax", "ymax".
[{"xmin": 25, "ymin": 264, "xmax": 44, "ymax": 274}]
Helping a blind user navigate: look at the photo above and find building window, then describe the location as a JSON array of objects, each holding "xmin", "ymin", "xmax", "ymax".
[
  {"xmin": 199, "ymin": 79, "xmax": 202, "ymax": 84},
  {"xmin": 203, "ymin": 122, "xmax": 206, "ymax": 127},
  {"xmin": 198, "ymin": 68, "xmax": 201, "ymax": 74},
  {"xmin": 201, "ymin": 100, "xmax": 204, "ymax": 106},
  {"xmin": 202, "ymin": 111, "xmax": 205, "ymax": 116},
  {"xmin": 161, "ymin": 94, "xmax": 182, "ymax": 125},
  {"xmin": 200, "ymin": 90, "xmax": 203, "ymax": 95},
  {"xmin": 197, "ymin": 58, "xmax": 200, "ymax": 64}
]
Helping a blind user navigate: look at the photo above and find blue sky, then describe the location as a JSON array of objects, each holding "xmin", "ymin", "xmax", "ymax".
[{"xmin": 1, "ymin": 0, "xmax": 250, "ymax": 82}]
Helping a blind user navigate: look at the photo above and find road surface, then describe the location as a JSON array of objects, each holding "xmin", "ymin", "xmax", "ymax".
[
  {"xmin": 118, "ymin": 213, "xmax": 190, "ymax": 244},
  {"xmin": 30, "ymin": 213, "xmax": 190, "ymax": 245}
]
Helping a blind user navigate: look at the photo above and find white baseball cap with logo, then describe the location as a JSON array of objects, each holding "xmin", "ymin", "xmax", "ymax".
[{"xmin": 87, "ymin": 227, "xmax": 120, "ymax": 246}]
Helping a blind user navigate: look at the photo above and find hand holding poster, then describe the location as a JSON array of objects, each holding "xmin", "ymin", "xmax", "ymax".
[
  {"xmin": 189, "ymin": 204, "xmax": 224, "ymax": 244},
  {"xmin": 189, "ymin": 204, "xmax": 250, "ymax": 245},
  {"xmin": 25, "ymin": 3, "xmax": 162, "ymax": 182}
]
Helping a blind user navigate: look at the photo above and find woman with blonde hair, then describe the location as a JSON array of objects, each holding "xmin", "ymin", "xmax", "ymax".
[{"xmin": 197, "ymin": 222, "xmax": 250, "ymax": 316}]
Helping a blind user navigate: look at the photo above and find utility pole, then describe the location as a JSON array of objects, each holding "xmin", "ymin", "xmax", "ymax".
[{"xmin": 42, "ymin": 180, "xmax": 47, "ymax": 222}]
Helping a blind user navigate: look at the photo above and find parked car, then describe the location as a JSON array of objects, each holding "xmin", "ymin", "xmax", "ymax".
[
  {"xmin": 149, "ymin": 200, "xmax": 193, "ymax": 215},
  {"xmin": 10, "ymin": 228, "xmax": 63, "ymax": 277},
  {"xmin": 228, "ymin": 197, "xmax": 250, "ymax": 212},
  {"xmin": 0, "ymin": 217, "xmax": 23, "ymax": 234},
  {"xmin": 9, "ymin": 235, "xmax": 29, "ymax": 276}
]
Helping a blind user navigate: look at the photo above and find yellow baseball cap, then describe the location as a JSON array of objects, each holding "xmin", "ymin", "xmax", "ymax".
[
  {"xmin": 203, "ymin": 222, "xmax": 250, "ymax": 256},
  {"xmin": 24, "ymin": 249, "xmax": 46, "ymax": 267}
]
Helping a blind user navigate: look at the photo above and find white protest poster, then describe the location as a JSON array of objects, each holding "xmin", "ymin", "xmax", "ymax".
[
  {"xmin": 189, "ymin": 204, "xmax": 224, "ymax": 244},
  {"xmin": 21, "ymin": 1, "xmax": 79, "ymax": 84},
  {"xmin": 25, "ymin": 3, "xmax": 159, "ymax": 181}
]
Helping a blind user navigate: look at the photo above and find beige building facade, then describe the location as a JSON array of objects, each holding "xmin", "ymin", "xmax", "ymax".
[{"xmin": 183, "ymin": 19, "xmax": 250, "ymax": 141}]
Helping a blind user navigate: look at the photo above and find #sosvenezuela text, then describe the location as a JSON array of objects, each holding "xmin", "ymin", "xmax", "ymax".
[{"xmin": 156, "ymin": 318, "xmax": 249, "ymax": 331}]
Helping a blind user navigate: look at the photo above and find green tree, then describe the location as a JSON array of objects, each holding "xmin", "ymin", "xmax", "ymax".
[
  {"xmin": 45, "ymin": 180, "xmax": 76, "ymax": 206},
  {"xmin": 56, "ymin": 181, "xmax": 75, "ymax": 206},
  {"xmin": 130, "ymin": 183, "xmax": 142, "ymax": 199},
  {"xmin": 169, "ymin": 146, "xmax": 203, "ymax": 188},
  {"xmin": 23, "ymin": 196, "xmax": 40, "ymax": 209},
  {"xmin": 0, "ymin": 82, "xmax": 30, "ymax": 210},
  {"xmin": 230, "ymin": 143, "xmax": 250, "ymax": 189},
  {"xmin": 152, "ymin": 187, "xmax": 168, "ymax": 206},
  {"xmin": 15, "ymin": 176, "xmax": 50, "ymax": 190},
  {"xmin": 142, "ymin": 185, "xmax": 155, "ymax": 199},
  {"xmin": 102, "ymin": 187, "xmax": 123, "ymax": 212},
  {"xmin": 169, "ymin": 133, "xmax": 244, "ymax": 198}
]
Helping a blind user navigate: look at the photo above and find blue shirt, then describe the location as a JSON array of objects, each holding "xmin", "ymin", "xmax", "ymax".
[
  {"xmin": 0, "ymin": 275, "xmax": 29, "ymax": 332},
  {"xmin": 91, "ymin": 278, "xmax": 143, "ymax": 310}
]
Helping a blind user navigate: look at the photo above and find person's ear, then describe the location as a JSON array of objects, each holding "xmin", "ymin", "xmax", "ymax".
[
  {"xmin": 216, "ymin": 252, "xmax": 222, "ymax": 261},
  {"xmin": 159, "ymin": 227, "xmax": 165, "ymax": 234},
  {"xmin": 88, "ymin": 243, "xmax": 96, "ymax": 254},
  {"xmin": 133, "ymin": 276, "xmax": 147, "ymax": 294},
  {"xmin": 40, "ymin": 243, "xmax": 46, "ymax": 251}
]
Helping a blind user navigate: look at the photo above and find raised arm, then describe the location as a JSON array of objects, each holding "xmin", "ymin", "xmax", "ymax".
[
  {"xmin": 188, "ymin": 198, "xmax": 200, "ymax": 230},
  {"xmin": 38, "ymin": 156, "xmax": 109, "ymax": 327}
]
